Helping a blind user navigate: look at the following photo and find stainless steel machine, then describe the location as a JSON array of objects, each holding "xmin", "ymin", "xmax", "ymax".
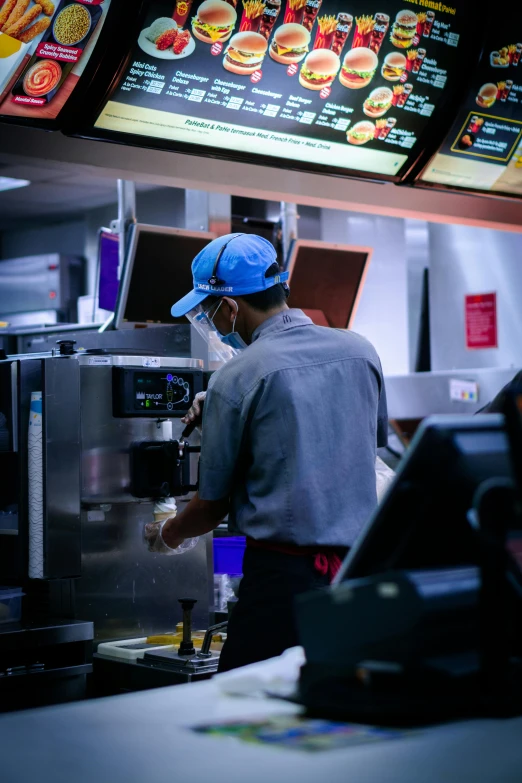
[
  {"xmin": 77, "ymin": 350, "xmax": 211, "ymax": 639},
  {"xmin": 0, "ymin": 342, "xmax": 212, "ymax": 643}
]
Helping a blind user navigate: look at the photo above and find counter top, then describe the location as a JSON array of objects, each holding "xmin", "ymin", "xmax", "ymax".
[{"xmin": 1, "ymin": 671, "xmax": 521, "ymax": 783}]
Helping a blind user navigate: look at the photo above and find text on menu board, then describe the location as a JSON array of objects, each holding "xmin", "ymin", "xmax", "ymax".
[{"xmin": 95, "ymin": 0, "xmax": 466, "ymax": 178}]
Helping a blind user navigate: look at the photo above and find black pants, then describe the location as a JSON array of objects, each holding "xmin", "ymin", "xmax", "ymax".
[{"xmin": 218, "ymin": 547, "xmax": 333, "ymax": 673}]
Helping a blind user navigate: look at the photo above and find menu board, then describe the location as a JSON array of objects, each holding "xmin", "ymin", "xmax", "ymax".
[
  {"xmin": 421, "ymin": 5, "xmax": 522, "ymax": 196},
  {"xmin": 0, "ymin": 0, "xmax": 111, "ymax": 122},
  {"xmin": 94, "ymin": 0, "xmax": 467, "ymax": 179}
]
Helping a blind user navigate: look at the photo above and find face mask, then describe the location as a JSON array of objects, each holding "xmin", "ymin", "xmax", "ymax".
[
  {"xmin": 220, "ymin": 331, "xmax": 248, "ymax": 351},
  {"xmin": 209, "ymin": 298, "xmax": 248, "ymax": 352}
]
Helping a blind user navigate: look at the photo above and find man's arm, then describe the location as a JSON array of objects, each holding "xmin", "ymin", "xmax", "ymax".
[
  {"xmin": 160, "ymin": 492, "xmax": 229, "ymax": 549},
  {"xmin": 145, "ymin": 381, "xmax": 245, "ymax": 554}
]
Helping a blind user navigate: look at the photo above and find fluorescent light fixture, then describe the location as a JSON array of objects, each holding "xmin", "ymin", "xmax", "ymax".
[{"xmin": 0, "ymin": 176, "xmax": 30, "ymax": 192}]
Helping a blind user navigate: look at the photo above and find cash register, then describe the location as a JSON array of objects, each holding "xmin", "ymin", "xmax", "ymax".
[{"xmin": 297, "ymin": 410, "xmax": 522, "ymax": 724}]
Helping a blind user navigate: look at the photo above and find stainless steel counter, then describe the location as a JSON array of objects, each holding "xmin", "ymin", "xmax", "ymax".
[
  {"xmin": 0, "ymin": 676, "xmax": 521, "ymax": 782},
  {"xmin": 384, "ymin": 367, "xmax": 519, "ymax": 419}
]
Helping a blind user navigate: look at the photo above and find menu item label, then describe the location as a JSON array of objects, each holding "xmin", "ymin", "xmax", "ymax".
[
  {"xmin": 0, "ymin": 0, "xmax": 111, "ymax": 120},
  {"xmin": 422, "ymin": 4, "xmax": 522, "ymax": 196},
  {"xmin": 451, "ymin": 112, "xmax": 522, "ymax": 163},
  {"xmin": 465, "ymin": 293, "xmax": 498, "ymax": 351},
  {"xmin": 95, "ymin": 0, "xmax": 466, "ymax": 178}
]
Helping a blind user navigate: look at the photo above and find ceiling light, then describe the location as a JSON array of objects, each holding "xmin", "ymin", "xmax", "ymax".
[{"xmin": 0, "ymin": 176, "xmax": 30, "ymax": 192}]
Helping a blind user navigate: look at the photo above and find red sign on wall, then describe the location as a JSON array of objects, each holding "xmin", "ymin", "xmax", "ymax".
[{"xmin": 465, "ymin": 292, "xmax": 498, "ymax": 350}]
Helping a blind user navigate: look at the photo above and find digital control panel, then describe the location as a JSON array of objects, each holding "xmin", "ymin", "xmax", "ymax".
[
  {"xmin": 134, "ymin": 371, "xmax": 191, "ymax": 411},
  {"xmin": 113, "ymin": 367, "xmax": 205, "ymax": 417}
]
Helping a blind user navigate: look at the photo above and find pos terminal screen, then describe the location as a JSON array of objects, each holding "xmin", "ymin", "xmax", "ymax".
[{"xmin": 94, "ymin": 0, "xmax": 468, "ymax": 181}]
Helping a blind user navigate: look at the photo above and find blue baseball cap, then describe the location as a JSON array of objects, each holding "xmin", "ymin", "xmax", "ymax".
[{"xmin": 171, "ymin": 233, "xmax": 289, "ymax": 317}]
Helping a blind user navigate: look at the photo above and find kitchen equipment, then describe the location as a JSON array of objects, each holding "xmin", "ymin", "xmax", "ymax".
[
  {"xmin": 0, "ymin": 344, "xmax": 212, "ymax": 641},
  {"xmin": 138, "ymin": 597, "xmax": 227, "ymax": 679}
]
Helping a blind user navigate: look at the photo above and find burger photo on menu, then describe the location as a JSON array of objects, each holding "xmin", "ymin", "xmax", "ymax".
[
  {"xmin": 269, "ymin": 23, "xmax": 310, "ymax": 65},
  {"xmin": 346, "ymin": 120, "xmax": 375, "ymax": 145},
  {"xmin": 381, "ymin": 51, "xmax": 406, "ymax": 82},
  {"xmin": 476, "ymin": 83, "xmax": 497, "ymax": 109},
  {"xmin": 390, "ymin": 10, "xmax": 417, "ymax": 49},
  {"xmin": 299, "ymin": 48, "xmax": 340, "ymax": 91},
  {"xmin": 223, "ymin": 30, "xmax": 267, "ymax": 73},
  {"xmin": 192, "ymin": 0, "xmax": 237, "ymax": 44},
  {"xmin": 339, "ymin": 47, "xmax": 378, "ymax": 89},
  {"xmin": 363, "ymin": 86, "xmax": 393, "ymax": 118}
]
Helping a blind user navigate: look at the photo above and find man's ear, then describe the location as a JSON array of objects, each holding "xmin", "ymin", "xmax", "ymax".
[{"xmin": 221, "ymin": 297, "xmax": 238, "ymax": 323}]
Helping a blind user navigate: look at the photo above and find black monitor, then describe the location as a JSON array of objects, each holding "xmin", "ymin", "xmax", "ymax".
[
  {"xmin": 335, "ymin": 414, "xmax": 514, "ymax": 583},
  {"xmin": 115, "ymin": 225, "xmax": 215, "ymax": 329}
]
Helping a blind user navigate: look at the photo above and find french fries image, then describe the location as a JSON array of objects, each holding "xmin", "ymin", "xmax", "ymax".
[
  {"xmin": 17, "ymin": 15, "xmax": 49, "ymax": 42},
  {"xmin": 242, "ymin": 0, "xmax": 264, "ymax": 20},
  {"xmin": 355, "ymin": 15, "xmax": 374, "ymax": 36},
  {"xmin": 5, "ymin": 3, "xmax": 41, "ymax": 38},
  {"xmin": 317, "ymin": 15, "xmax": 337, "ymax": 35}
]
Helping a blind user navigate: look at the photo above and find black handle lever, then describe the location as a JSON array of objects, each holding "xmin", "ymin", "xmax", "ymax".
[
  {"xmin": 182, "ymin": 419, "xmax": 197, "ymax": 439},
  {"xmin": 178, "ymin": 598, "xmax": 197, "ymax": 656},
  {"xmin": 198, "ymin": 621, "xmax": 229, "ymax": 659}
]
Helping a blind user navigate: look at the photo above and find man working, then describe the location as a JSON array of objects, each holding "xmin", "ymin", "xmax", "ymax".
[{"xmin": 145, "ymin": 233, "xmax": 388, "ymax": 672}]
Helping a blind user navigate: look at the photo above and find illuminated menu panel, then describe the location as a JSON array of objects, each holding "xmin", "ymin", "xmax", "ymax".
[
  {"xmin": 421, "ymin": 5, "xmax": 522, "ymax": 195},
  {"xmin": 0, "ymin": 0, "xmax": 112, "ymax": 123},
  {"xmin": 95, "ymin": 0, "xmax": 466, "ymax": 179}
]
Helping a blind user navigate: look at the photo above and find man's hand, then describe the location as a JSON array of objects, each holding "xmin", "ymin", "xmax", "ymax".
[
  {"xmin": 144, "ymin": 494, "xmax": 229, "ymax": 557},
  {"xmin": 181, "ymin": 391, "xmax": 206, "ymax": 430},
  {"xmin": 144, "ymin": 517, "xmax": 184, "ymax": 555}
]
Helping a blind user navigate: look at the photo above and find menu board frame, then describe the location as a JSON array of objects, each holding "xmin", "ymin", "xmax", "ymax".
[
  {"xmin": 414, "ymin": 155, "xmax": 522, "ymax": 202},
  {"xmin": 66, "ymin": 0, "xmax": 481, "ymax": 184},
  {"xmin": 411, "ymin": 16, "xmax": 522, "ymax": 201}
]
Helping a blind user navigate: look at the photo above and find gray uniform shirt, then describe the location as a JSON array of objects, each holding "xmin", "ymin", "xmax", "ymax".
[{"xmin": 198, "ymin": 309, "xmax": 388, "ymax": 547}]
